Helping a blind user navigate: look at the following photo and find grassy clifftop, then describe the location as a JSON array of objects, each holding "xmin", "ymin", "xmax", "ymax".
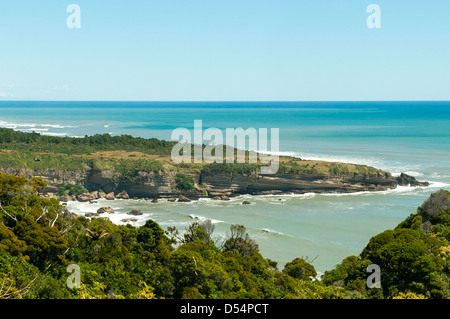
[{"xmin": 0, "ymin": 128, "xmax": 387, "ymax": 178}]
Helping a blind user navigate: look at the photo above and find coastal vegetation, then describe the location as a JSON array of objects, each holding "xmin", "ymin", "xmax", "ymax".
[
  {"xmin": 0, "ymin": 128, "xmax": 442, "ymax": 299},
  {"xmin": 0, "ymin": 128, "xmax": 407, "ymax": 200},
  {"xmin": 0, "ymin": 173, "xmax": 345, "ymax": 299},
  {"xmin": 0, "ymin": 128, "xmax": 176, "ymax": 156},
  {"xmin": 56, "ymin": 184, "xmax": 88, "ymax": 197},
  {"xmin": 1, "ymin": 172, "xmax": 450, "ymax": 299},
  {"xmin": 322, "ymin": 189, "xmax": 450, "ymax": 299},
  {"xmin": 0, "ymin": 128, "xmax": 385, "ymax": 179},
  {"xmin": 174, "ymin": 173, "xmax": 195, "ymax": 191}
]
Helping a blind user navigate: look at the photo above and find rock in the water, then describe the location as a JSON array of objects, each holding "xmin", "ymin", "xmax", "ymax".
[
  {"xmin": 242, "ymin": 200, "xmax": 251, "ymax": 205},
  {"xmin": 105, "ymin": 192, "xmax": 115, "ymax": 200},
  {"xmin": 90, "ymin": 191, "xmax": 99, "ymax": 198},
  {"xmin": 121, "ymin": 218, "xmax": 137, "ymax": 223},
  {"xmin": 221, "ymin": 195, "xmax": 230, "ymax": 201},
  {"xmin": 85, "ymin": 212, "xmax": 99, "ymax": 218},
  {"xmin": 212, "ymin": 196, "xmax": 221, "ymax": 200},
  {"xmin": 128, "ymin": 208, "xmax": 143, "ymax": 215},
  {"xmin": 397, "ymin": 173, "xmax": 430, "ymax": 187},
  {"xmin": 167, "ymin": 198, "xmax": 177, "ymax": 202},
  {"xmin": 97, "ymin": 206, "xmax": 115, "ymax": 214},
  {"xmin": 77, "ymin": 193, "xmax": 96, "ymax": 202},
  {"xmin": 116, "ymin": 190, "xmax": 130, "ymax": 199},
  {"xmin": 151, "ymin": 198, "xmax": 158, "ymax": 203},
  {"xmin": 178, "ymin": 195, "xmax": 192, "ymax": 202}
]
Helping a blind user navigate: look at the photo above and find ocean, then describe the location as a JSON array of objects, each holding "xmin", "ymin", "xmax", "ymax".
[{"xmin": 1, "ymin": 101, "xmax": 449, "ymax": 274}]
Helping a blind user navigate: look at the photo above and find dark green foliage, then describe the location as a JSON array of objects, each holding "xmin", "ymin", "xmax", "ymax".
[
  {"xmin": 174, "ymin": 173, "xmax": 195, "ymax": 191},
  {"xmin": 114, "ymin": 159, "xmax": 163, "ymax": 184},
  {"xmin": 183, "ymin": 220, "xmax": 215, "ymax": 246},
  {"xmin": 222, "ymin": 225, "xmax": 259, "ymax": 257},
  {"xmin": 323, "ymin": 189, "xmax": 450, "ymax": 299},
  {"xmin": 3, "ymin": 171, "xmax": 450, "ymax": 299},
  {"xmin": 322, "ymin": 255, "xmax": 371, "ymax": 290},
  {"xmin": 282, "ymin": 258, "xmax": 317, "ymax": 281},
  {"xmin": 361, "ymin": 228, "xmax": 446, "ymax": 297},
  {"xmin": 56, "ymin": 184, "xmax": 88, "ymax": 196},
  {"xmin": 0, "ymin": 128, "xmax": 176, "ymax": 156},
  {"xmin": 1, "ymin": 172, "xmax": 337, "ymax": 299},
  {"xmin": 0, "ymin": 224, "xmax": 27, "ymax": 256}
]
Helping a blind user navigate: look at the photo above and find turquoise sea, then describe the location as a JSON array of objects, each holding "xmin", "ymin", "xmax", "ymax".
[{"xmin": 1, "ymin": 101, "xmax": 449, "ymax": 274}]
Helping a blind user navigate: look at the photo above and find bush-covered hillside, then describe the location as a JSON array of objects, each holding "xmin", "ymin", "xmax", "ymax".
[
  {"xmin": 0, "ymin": 173, "xmax": 345, "ymax": 299},
  {"xmin": 1, "ymin": 172, "xmax": 449, "ymax": 299},
  {"xmin": 322, "ymin": 189, "xmax": 450, "ymax": 299}
]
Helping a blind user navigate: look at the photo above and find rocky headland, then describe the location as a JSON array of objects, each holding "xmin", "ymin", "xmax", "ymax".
[
  {"xmin": 0, "ymin": 128, "xmax": 431, "ymax": 203},
  {"xmin": 0, "ymin": 167, "xmax": 430, "ymax": 203}
]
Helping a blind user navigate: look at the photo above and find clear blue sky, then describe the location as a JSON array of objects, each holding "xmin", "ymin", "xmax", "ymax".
[{"xmin": 0, "ymin": 0, "xmax": 449, "ymax": 101}]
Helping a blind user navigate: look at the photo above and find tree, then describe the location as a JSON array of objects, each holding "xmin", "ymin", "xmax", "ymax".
[
  {"xmin": 222, "ymin": 225, "xmax": 258, "ymax": 256},
  {"xmin": 183, "ymin": 220, "xmax": 215, "ymax": 246},
  {"xmin": 282, "ymin": 258, "xmax": 317, "ymax": 281},
  {"xmin": 360, "ymin": 228, "xmax": 446, "ymax": 298},
  {"xmin": 0, "ymin": 224, "xmax": 27, "ymax": 256},
  {"xmin": 174, "ymin": 173, "xmax": 195, "ymax": 191}
]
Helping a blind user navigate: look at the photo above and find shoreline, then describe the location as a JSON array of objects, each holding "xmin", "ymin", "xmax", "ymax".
[
  {"xmin": 52, "ymin": 176, "xmax": 436, "ymax": 206},
  {"xmin": 62, "ymin": 182, "xmax": 442, "ymax": 274},
  {"xmin": 38, "ymin": 169, "xmax": 430, "ymax": 204}
]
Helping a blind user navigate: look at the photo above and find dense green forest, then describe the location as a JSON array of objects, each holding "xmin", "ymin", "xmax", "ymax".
[
  {"xmin": 1, "ymin": 172, "xmax": 450, "ymax": 299},
  {"xmin": 0, "ymin": 127, "xmax": 176, "ymax": 156}
]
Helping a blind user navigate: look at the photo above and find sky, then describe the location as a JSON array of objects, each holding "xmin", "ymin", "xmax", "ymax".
[{"xmin": 0, "ymin": 0, "xmax": 449, "ymax": 101}]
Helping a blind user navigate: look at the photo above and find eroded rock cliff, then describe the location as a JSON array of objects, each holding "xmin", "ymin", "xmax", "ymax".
[{"xmin": 0, "ymin": 166, "xmax": 430, "ymax": 201}]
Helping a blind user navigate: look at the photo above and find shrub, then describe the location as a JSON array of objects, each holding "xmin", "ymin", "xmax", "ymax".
[
  {"xmin": 282, "ymin": 258, "xmax": 317, "ymax": 281},
  {"xmin": 174, "ymin": 173, "xmax": 195, "ymax": 191},
  {"xmin": 56, "ymin": 184, "xmax": 88, "ymax": 196}
]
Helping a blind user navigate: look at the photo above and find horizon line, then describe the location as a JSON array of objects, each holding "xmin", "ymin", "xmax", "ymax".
[{"xmin": 0, "ymin": 100, "xmax": 450, "ymax": 103}]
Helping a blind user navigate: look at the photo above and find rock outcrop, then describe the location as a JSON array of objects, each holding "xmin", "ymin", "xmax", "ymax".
[
  {"xmin": 397, "ymin": 173, "xmax": 430, "ymax": 187},
  {"xmin": 105, "ymin": 192, "xmax": 115, "ymax": 200},
  {"xmin": 128, "ymin": 208, "xmax": 143, "ymax": 215},
  {"xmin": 121, "ymin": 218, "xmax": 138, "ymax": 223},
  {"xmin": 97, "ymin": 207, "xmax": 115, "ymax": 214},
  {"xmin": 178, "ymin": 195, "xmax": 192, "ymax": 203},
  {"xmin": 116, "ymin": 190, "xmax": 130, "ymax": 199},
  {"xmin": 1, "ymin": 167, "xmax": 430, "ymax": 202},
  {"xmin": 77, "ymin": 192, "xmax": 97, "ymax": 202}
]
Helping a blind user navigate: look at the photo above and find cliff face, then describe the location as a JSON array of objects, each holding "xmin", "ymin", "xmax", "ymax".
[
  {"xmin": 0, "ymin": 167, "xmax": 429, "ymax": 199},
  {"xmin": 200, "ymin": 171, "xmax": 416, "ymax": 196}
]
